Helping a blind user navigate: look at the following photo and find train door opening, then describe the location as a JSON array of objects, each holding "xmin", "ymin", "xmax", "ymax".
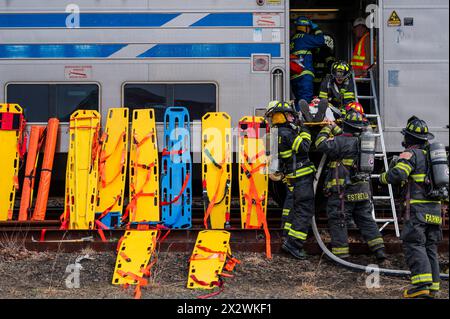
[{"xmin": 288, "ymin": 0, "xmax": 379, "ymax": 113}]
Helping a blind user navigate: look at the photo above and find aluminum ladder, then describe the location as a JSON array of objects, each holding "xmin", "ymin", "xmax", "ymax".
[{"xmin": 353, "ymin": 70, "xmax": 400, "ymax": 237}]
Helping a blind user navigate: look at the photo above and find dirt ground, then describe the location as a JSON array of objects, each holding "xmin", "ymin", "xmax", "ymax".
[{"xmin": 0, "ymin": 242, "xmax": 448, "ymax": 300}]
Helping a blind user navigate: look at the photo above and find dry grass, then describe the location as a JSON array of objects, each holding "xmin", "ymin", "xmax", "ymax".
[
  {"xmin": 79, "ymin": 247, "xmax": 96, "ymax": 256},
  {"xmin": 0, "ymin": 232, "xmax": 50, "ymax": 262}
]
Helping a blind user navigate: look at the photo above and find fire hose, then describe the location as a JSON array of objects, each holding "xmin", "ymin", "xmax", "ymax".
[{"xmin": 311, "ymin": 154, "xmax": 449, "ymax": 280}]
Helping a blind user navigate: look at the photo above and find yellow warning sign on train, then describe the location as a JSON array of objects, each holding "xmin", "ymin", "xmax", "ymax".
[{"xmin": 388, "ymin": 11, "xmax": 401, "ymax": 27}]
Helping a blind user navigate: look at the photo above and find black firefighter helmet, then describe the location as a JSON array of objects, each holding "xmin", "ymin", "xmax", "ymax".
[
  {"xmin": 265, "ymin": 101, "xmax": 297, "ymax": 125},
  {"xmin": 343, "ymin": 110, "xmax": 368, "ymax": 129},
  {"xmin": 401, "ymin": 116, "xmax": 435, "ymax": 141}
]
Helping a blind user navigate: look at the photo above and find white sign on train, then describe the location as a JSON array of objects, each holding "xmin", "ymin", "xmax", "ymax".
[
  {"xmin": 65, "ymin": 66, "xmax": 93, "ymax": 80},
  {"xmin": 253, "ymin": 13, "xmax": 281, "ymax": 27}
]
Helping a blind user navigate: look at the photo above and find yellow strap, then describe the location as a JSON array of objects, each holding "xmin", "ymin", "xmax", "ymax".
[
  {"xmin": 288, "ymin": 229, "xmax": 307, "ymax": 240},
  {"xmin": 411, "ymin": 174, "xmax": 426, "ymax": 182},
  {"xmin": 410, "ymin": 199, "xmax": 441, "ymax": 204},
  {"xmin": 292, "ymin": 136, "xmax": 303, "ymax": 152},
  {"xmin": 300, "ymin": 70, "xmax": 315, "ymax": 78}
]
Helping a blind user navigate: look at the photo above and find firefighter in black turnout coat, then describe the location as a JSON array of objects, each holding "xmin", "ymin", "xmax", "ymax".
[
  {"xmin": 315, "ymin": 111, "xmax": 386, "ymax": 260},
  {"xmin": 380, "ymin": 116, "xmax": 447, "ymax": 299},
  {"xmin": 265, "ymin": 102, "xmax": 316, "ymax": 259}
]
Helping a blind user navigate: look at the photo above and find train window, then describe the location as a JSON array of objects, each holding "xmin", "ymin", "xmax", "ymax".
[
  {"xmin": 123, "ymin": 84, "xmax": 168, "ymax": 120},
  {"xmin": 6, "ymin": 84, "xmax": 51, "ymax": 122},
  {"xmin": 174, "ymin": 84, "xmax": 216, "ymax": 120},
  {"xmin": 6, "ymin": 83, "xmax": 99, "ymax": 122},
  {"xmin": 55, "ymin": 84, "xmax": 99, "ymax": 121},
  {"xmin": 124, "ymin": 83, "xmax": 217, "ymax": 121}
]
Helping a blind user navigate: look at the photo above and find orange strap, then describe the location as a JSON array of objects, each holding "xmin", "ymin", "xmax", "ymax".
[
  {"xmin": 189, "ymin": 253, "xmax": 226, "ymax": 262},
  {"xmin": 191, "ymin": 245, "xmax": 241, "ymax": 267},
  {"xmin": 17, "ymin": 114, "xmax": 27, "ymax": 160},
  {"xmin": 243, "ymin": 150, "xmax": 266, "ymax": 165},
  {"xmin": 90, "ymin": 124, "xmax": 101, "ymax": 171},
  {"xmin": 160, "ymin": 173, "xmax": 191, "ymax": 206},
  {"xmin": 162, "ymin": 148, "xmax": 185, "ymax": 157},
  {"xmin": 225, "ymin": 257, "xmax": 241, "ymax": 272},
  {"xmin": 94, "ymin": 220, "xmax": 108, "ymax": 242},
  {"xmin": 96, "ymin": 195, "xmax": 121, "ymax": 224},
  {"xmin": 116, "ymin": 270, "xmax": 148, "ymax": 289},
  {"xmin": 241, "ymin": 158, "xmax": 271, "ymax": 259},
  {"xmin": 190, "ymin": 275, "xmax": 225, "ymax": 299},
  {"xmin": 98, "ymin": 131, "xmax": 127, "ymax": 188},
  {"xmin": 59, "ymin": 193, "xmax": 71, "ymax": 230},
  {"xmin": 122, "ymin": 132, "xmax": 156, "ymax": 223},
  {"xmin": 203, "ymin": 157, "xmax": 227, "ymax": 229},
  {"xmin": 39, "ymin": 229, "xmax": 47, "ymax": 242},
  {"xmin": 13, "ymin": 175, "xmax": 20, "ymax": 190},
  {"xmin": 115, "ymin": 228, "xmax": 165, "ymax": 299},
  {"xmin": 195, "ymin": 245, "xmax": 226, "ymax": 254},
  {"xmin": 119, "ymin": 251, "xmax": 132, "ymax": 262}
]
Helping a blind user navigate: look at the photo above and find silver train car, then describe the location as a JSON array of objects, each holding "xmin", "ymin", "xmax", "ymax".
[{"xmin": 1, "ymin": 0, "xmax": 448, "ymax": 190}]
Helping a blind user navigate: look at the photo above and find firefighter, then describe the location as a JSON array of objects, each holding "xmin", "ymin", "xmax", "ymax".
[
  {"xmin": 315, "ymin": 111, "xmax": 386, "ymax": 260},
  {"xmin": 290, "ymin": 16, "xmax": 326, "ymax": 107},
  {"xmin": 351, "ymin": 17, "xmax": 374, "ymax": 78},
  {"xmin": 265, "ymin": 101, "xmax": 316, "ymax": 259},
  {"xmin": 265, "ymin": 101, "xmax": 293, "ymax": 235},
  {"xmin": 319, "ymin": 61, "xmax": 356, "ymax": 114},
  {"xmin": 379, "ymin": 116, "xmax": 443, "ymax": 299},
  {"xmin": 313, "ymin": 34, "xmax": 336, "ymax": 95}
]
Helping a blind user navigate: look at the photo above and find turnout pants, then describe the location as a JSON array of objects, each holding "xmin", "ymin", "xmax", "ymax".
[
  {"xmin": 326, "ymin": 193, "xmax": 384, "ymax": 256},
  {"xmin": 282, "ymin": 182, "xmax": 294, "ymax": 237},
  {"xmin": 401, "ymin": 204, "xmax": 442, "ymax": 292},
  {"xmin": 284, "ymin": 173, "xmax": 315, "ymax": 249},
  {"xmin": 292, "ymin": 74, "xmax": 314, "ymax": 107}
]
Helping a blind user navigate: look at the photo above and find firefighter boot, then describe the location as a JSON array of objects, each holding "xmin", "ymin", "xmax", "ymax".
[
  {"xmin": 373, "ymin": 248, "xmax": 386, "ymax": 262},
  {"xmin": 281, "ymin": 239, "xmax": 307, "ymax": 260},
  {"xmin": 403, "ymin": 285, "xmax": 433, "ymax": 299},
  {"xmin": 313, "ymin": 99, "xmax": 328, "ymax": 122},
  {"xmin": 299, "ymin": 99, "xmax": 314, "ymax": 123}
]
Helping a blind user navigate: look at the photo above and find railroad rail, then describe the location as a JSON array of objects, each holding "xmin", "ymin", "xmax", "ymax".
[
  {"xmin": 1, "ymin": 225, "xmax": 447, "ymax": 255},
  {"xmin": 2, "ymin": 197, "xmax": 448, "ymax": 255}
]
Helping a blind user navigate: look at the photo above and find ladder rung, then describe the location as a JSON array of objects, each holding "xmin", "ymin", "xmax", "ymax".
[
  {"xmin": 357, "ymin": 95, "xmax": 375, "ymax": 100},
  {"xmin": 375, "ymin": 219, "xmax": 395, "ymax": 223},
  {"xmin": 372, "ymin": 133, "xmax": 381, "ymax": 137},
  {"xmin": 371, "ymin": 174, "xmax": 381, "ymax": 178},
  {"xmin": 365, "ymin": 114, "xmax": 379, "ymax": 119},
  {"xmin": 355, "ymin": 78, "xmax": 371, "ymax": 82},
  {"xmin": 375, "ymin": 153, "xmax": 385, "ymax": 158},
  {"xmin": 373, "ymin": 196, "xmax": 392, "ymax": 200}
]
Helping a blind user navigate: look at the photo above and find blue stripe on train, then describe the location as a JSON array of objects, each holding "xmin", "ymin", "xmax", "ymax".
[
  {"xmin": 0, "ymin": 13, "xmax": 180, "ymax": 28},
  {"xmin": 0, "ymin": 44, "xmax": 127, "ymax": 58},
  {"xmin": 0, "ymin": 43, "xmax": 281, "ymax": 58},
  {"xmin": 191, "ymin": 13, "xmax": 253, "ymax": 27},
  {"xmin": 0, "ymin": 13, "xmax": 253, "ymax": 28},
  {"xmin": 138, "ymin": 43, "xmax": 281, "ymax": 58}
]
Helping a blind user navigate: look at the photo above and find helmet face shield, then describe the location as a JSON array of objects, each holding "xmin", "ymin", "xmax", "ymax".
[
  {"xmin": 270, "ymin": 112, "xmax": 287, "ymax": 125},
  {"xmin": 265, "ymin": 101, "xmax": 298, "ymax": 125},
  {"xmin": 296, "ymin": 25, "xmax": 310, "ymax": 33},
  {"xmin": 331, "ymin": 61, "xmax": 351, "ymax": 82}
]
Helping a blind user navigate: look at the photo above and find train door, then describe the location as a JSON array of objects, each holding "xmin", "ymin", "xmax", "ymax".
[{"xmin": 287, "ymin": 0, "xmax": 379, "ymax": 109}]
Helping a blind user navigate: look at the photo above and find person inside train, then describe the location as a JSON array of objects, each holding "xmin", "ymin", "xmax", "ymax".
[
  {"xmin": 351, "ymin": 17, "xmax": 375, "ymax": 78},
  {"xmin": 318, "ymin": 61, "xmax": 356, "ymax": 116},
  {"xmin": 290, "ymin": 16, "xmax": 328, "ymax": 109}
]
